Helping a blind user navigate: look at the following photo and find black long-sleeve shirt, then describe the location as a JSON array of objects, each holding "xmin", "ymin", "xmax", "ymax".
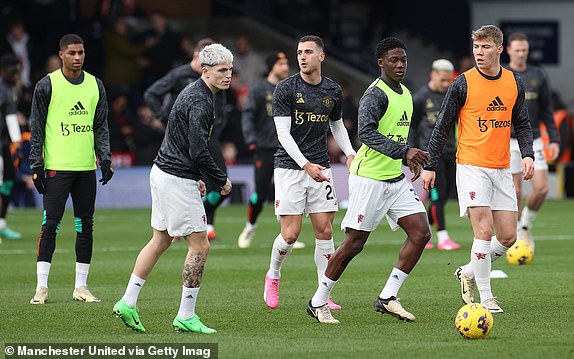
[
  {"xmin": 143, "ymin": 63, "xmax": 228, "ymax": 131},
  {"xmin": 143, "ymin": 63, "xmax": 198, "ymax": 122},
  {"xmin": 154, "ymin": 78, "xmax": 226, "ymax": 186},
  {"xmin": 409, "ymin": 85, "xmax": 456, "ymax": 155},
  {"xmin": 241, "ymin": 79, "xmax": 279, "ymax": 150},
  {"xmin": 505, "ymin": 64, "xmax": 559, "ymax": 142}
]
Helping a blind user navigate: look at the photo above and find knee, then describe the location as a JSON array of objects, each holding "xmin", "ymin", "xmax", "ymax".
[
  {"xmin": 476, "ymin": 226, "xmax": 493, "ymax": 239},
  {"xmin": 342, "ymin": 234, "xmax": 367, "ymax": 256},
  {"xmin": 412, "ymin": 226, "xmax": 432, "ymax": 245},
  {"xmin": 314, "ymin": 226, "xmax": 333, "ymax": 240},
  {"xmin": 42, "ymin": 219, "xmax": 59, "ymax": 236},
  {"xmin": 534, "ymin": 184, "xmax": 549, "ymax": 199},
  {"xmin": 76, "ymin": 217, "xmax": 93, "ymax": 235}
]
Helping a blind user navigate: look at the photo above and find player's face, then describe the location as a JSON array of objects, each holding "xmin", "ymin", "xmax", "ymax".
[
  {"xmin": 379, "ymin": 48, "xmax": 407, "ymax": 83},
  {"xmin": 473, "ymin": 39, "xmax": 502, "ymax": 70},
  {"xmin": 430, "ymin": 70, "xmax": 453, "ymax": 93},
  {"xmin": 507, "ymin": 39, "xmax": 529, "ymax": 66},
  {"xmin": 272, "ymin": 58, "xmax": 289, "ymax": 81},
  {"xmin": 204, "ymin": 63, "xmax": 233, "ymax": 91},
  {"xmin": 297, "ymin": 41, "xmax": 324, "ymax": 75},
  {"xmin": 59, "ymin": 43, "xmax": 85, "ymax": 73}
]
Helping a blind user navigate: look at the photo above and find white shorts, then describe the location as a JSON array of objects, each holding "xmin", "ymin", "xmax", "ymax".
[
  {"xmin": 341, "ymin": 174, "xmax": 426, "ymax": 232},
  {"xmin": 274, "ymin": 167, "xmax": 338, "ymax": 216},
  {"xmin": 510, "ymin": 137, "xmax": 547, "ymax": 174},
  {"xmin": 456, "ymin": 164, "xmax": 517, "ymax": 217},
  {"xmin": 150, "ymin": 165, "xmax": 207, "ymax": 236}
]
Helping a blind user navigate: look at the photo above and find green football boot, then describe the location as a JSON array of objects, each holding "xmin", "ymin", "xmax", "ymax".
[
  {"xmin": 113, "ymin": 299, "xmax": 145, "ymax": 333},
  {"xmin": 173, "ymin": 314, "xmax": 216, "ymax": 334}
]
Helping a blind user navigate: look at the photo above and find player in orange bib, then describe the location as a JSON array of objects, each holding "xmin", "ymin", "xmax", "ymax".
[{"xmin": 421, "ymin": 25, "xmax": 535, "ymax": 313}]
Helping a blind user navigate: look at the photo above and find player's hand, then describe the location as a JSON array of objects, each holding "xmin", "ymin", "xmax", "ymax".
[
  {"xmin": 198, "ymin": 180, "xmax": 206, "ymax": 196},
  {"xmin": 522, "ymin": 157, "xmax": 535, "ymax": 180},
  {"xmin": 421, "ymin": 170, "xmax": 436, "ymax": 191},
  {"xmin": 220, "ymin": 178, "xmax": 232, "ymax": 195},
  {"xmin": 99, "ymin": 160, "xmax": 114, "ymax": 185},
  {"xmin": 548, "ymin": 142, "xmax": 560, "ymax": 162},
  {"xmin": 303, "ymin": 162, "xmax": 330, "ymax": 182},
  {"xmin": 407, "ymin": 160, "xmax": 422, "ymax": 182},
  {"xmin": 405, "ymin": 148, "xmax": 429, "ymax": 167},
  {"xmin": 32, "ymin": 168, "xmax": 46, "ymax": 194},
  {"xmin": 345, "ymin": 154, "xmax": 355, "ymax": 172}
]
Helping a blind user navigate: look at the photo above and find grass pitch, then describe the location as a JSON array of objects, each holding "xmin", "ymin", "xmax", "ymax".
[{"xmin": 1, "ymin": 200, "xmax": 573, "ymax": 358}]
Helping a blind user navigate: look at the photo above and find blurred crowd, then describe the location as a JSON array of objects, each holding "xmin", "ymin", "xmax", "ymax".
[{"xmin": 1, "ymin": 0, "xmax": 572, "ymax": 208}]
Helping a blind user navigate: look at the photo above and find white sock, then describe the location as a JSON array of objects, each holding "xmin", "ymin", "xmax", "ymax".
[
  {"xmin": 246, "ymin": 222, "xmax": 256, "ymax": 230},
  {"xmin": 37, "ymin": 261, "xmax": 51, "ymax": 288},
  {"xmin": 462, "ymin": 236, "xmax": 509, "ymax": 280},
  {"xmin": 0, "ymin": 218, "xmax": 6, "ymax": 230},
  {"xmin": 489, "ymin": 235, "xmax": 509, "ymax": 262},
  {"xmin": 207, "ymin": 224, "xmax": 215, "ymax": 233},
  {"xmin": 75, "ymin": 262, "xmax": 90, "ymax": 288},
  {"xmin": 314, "ymin": 238, "xmax": 335, "ymax": 284},
  {"xmin": 122, "ymin": 273, "xmax": 146, "ymax": 307},
  {"xmin": 379, "ymin": 267, "xmax": 408, "ymax": 299},
  {"xmin": 268, "ymin": 234, "xmax": 294, "ymax": 279},
  {"xmin": 311, "ymin": 275, "xmax": 337, "ymax": 307},
  {"xmin": 177, "ymin": 286, "xmax": 200, "ymax": 319},
  {"xmin": 437, "ymin": 230, "xmax": 450, "ymax": 244},
  {"xmin": 519, "ymin": 207, "xmax": 537, "ymax": 230},
  {"xmin": 470, "ymin": 238, "xmax": 492, "ymax": 302}
]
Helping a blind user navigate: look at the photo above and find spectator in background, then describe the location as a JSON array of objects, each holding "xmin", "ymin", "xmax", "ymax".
[
  {"xmin": 103, "ymin": 16, "xmax": 157, "ymax": 96},
  {"xmin": 233, "ymin": 35, "xmax": 265, "ymax": 88},
  {"xmin": 141, "ymin": 12, "xmax": 179, "ymax": 86},
  {"xmin": 107, "ymin": 89, "xmax": 135, "ymax": 166},
  {"xmin": 172, "ymin": 34, "xmax": 194, "ymax": 68},
  {"xmin": 1, "ymin": 20, "xmax": 36, "ymax": 89}
]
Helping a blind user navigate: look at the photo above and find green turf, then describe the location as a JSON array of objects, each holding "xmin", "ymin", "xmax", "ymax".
[{"xmin": 1, "ymin": 200, "xmax": 573, "ymax": 358}]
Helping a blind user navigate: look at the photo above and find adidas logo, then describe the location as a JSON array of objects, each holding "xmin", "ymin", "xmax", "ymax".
[
  {"xmin": 69, "ymin": 101, "xmax": 89, "ymax": 115},
  {"xmin": 296, "ymin": 92, "xmax": 305, "ymax": 104},
  {"xmin": 486, "ymin": 96, "xmax": 507, "ymax": 111},
  {"xmin": 396, "ymin": 111, "xmax": 409, "ymax": 126}
]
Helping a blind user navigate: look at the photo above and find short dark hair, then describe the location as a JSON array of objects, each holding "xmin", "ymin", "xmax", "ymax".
[
  {"xmin": 376, "ymin": 37, "xmax": 406, "ymax": 59},
  {"xmin": 0, "ymin": 54, "xmax": 19, "ymax": 69},
  {"xmin": 507, "ymin": 32, "xmax": 528, "ymax": 45},
  {"xmin": 194, "ymin": 37, "xmax": 216, "ymax": 53},
  {"xmin": 59, "ymin": 34, "xmax": 84, "ymax": 50},
  {"xmin": 299, "ymin": 35, "xmax": 324, "ymax": 51}
]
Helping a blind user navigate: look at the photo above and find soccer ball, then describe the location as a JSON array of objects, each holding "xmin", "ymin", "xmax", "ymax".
[
  {"xmin": 506, "ymin": 241, "xmax": 534, "ymax": 265},
  {"xmin": 455, "ymin": 303, "xmax": 494, "ymax": 339}
]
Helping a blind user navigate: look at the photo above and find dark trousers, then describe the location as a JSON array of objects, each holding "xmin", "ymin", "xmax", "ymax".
[
  {"xmin": 37, "ymin": 170, "xmax": 96, "ymax": 264},
  {"xmin": 248, "ymin": 149, "xmax": 275, "ymax": 224},
  {"xmin": 428, "ymin": 154, "xmax": 456, "ymax": 232}
]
